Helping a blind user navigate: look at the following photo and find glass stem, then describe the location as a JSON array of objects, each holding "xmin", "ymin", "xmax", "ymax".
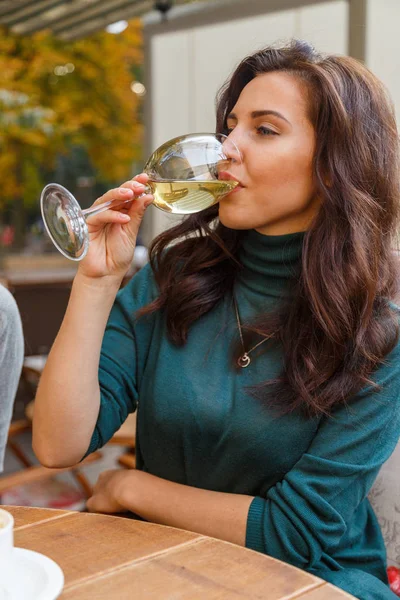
[{"xmin": 82, "ymin": 184, "xmax": 152, "ymax": 219}]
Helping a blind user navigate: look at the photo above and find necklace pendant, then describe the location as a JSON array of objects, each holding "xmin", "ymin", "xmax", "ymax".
[{"xmin": 238, "ymin": 353, "xmax": 251, "ymax": 368}]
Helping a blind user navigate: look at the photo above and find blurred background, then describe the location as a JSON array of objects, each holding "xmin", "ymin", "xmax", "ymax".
[
  {"xmin": 1, "ymin": 0, "xmax": 398, "ymax": 271},
  {"xmin": 1, "ymin": 0, "xmax": 398, "ymax": 509}
]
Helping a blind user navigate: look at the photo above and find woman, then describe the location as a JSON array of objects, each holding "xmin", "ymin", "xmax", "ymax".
[
  {"xmin": 33, "ymin": 41, "xmax": 400, "ymax": 599},
  {"xmin": 0, "ymin": 283, "xmax": 23, "ymax": 471}
]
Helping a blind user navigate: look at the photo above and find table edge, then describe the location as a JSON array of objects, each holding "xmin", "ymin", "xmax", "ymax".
[{"xmin": 4, "ymin": 506, "xmax": 325, "ymax": 584}]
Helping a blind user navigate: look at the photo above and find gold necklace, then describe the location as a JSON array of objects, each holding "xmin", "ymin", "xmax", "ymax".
[{"xmin": 233, "ymin": 295, "xmax": 275, "ymax": 368}]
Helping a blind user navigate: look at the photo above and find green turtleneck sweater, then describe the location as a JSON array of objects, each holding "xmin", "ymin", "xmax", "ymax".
[{"xmin": 87, "ymin": 230, "xmax": 400, "ymax": 600}]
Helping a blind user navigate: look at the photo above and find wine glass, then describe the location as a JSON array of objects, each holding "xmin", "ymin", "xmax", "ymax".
[{"xmin": 40, "ymin": 132, "xmax": 241, "ymax": 261}]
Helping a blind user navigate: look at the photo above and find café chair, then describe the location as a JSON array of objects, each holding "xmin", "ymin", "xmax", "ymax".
[
  {"xmin": 1, "ymin": 418, "xmax": 102, "ymax": 500},
  {"xmin": 368, "ymin": 439, "xmax": 400, "ymax": 568}
]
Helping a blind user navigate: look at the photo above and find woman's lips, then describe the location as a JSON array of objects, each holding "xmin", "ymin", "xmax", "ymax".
[
  {"xmin": 218, "ymin": 171, "xmax": 242, "ymax": 184},
  {"xmin": 218, "ymin": 171, "xmax": 244, "ymax": 195},
  {"xmin": 224, "ymin": 184, "xmax": 244, "ymax": 197}
]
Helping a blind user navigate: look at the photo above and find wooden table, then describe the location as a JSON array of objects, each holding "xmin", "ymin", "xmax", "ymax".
[{"xmin": 5, "ymin": 506, "xmax": 355, "ymax": 599}]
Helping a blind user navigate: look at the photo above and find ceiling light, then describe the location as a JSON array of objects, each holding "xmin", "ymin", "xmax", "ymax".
[
  {"xmin": 130, "ymin": 82, "xmax": 146, "ymax": 96},
  {"xmin": 105, "ymin": 20, "xmax": 128, "ymax": 34}
]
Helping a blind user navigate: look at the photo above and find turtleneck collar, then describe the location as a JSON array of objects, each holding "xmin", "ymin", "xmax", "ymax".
[{"xmin": 236, "ymin": 229, "xmax": 305, "ymax": 298}]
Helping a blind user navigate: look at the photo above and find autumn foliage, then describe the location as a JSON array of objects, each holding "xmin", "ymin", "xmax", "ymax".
[{"xmin": 0, "ymin": 22, "xmax": 143, "ymax": 209}]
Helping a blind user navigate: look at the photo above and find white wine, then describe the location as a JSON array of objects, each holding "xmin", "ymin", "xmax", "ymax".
[{"xmin": 147, "ymin": 179, "xmax": 238, "ymax": 214}]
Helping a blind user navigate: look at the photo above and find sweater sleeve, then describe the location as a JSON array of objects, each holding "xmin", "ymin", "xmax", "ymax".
[
  {"xmin": 246, "ymin": 334, "xmax": 400, "ymax": 569},
  {"xmin": 85, "ymin": 264, "xmax": 158, "ymax": 456},
  {"xmin": 0, "ymin": 285, "xmax": 24, "ymax": 471}
]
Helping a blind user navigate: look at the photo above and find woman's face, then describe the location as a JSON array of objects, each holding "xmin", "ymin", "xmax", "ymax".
[{"xmin": 218, "ymin": 71, "xmax": 320, "ymax": 235}]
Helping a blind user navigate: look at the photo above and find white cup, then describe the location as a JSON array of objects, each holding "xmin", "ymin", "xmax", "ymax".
[{"xmin": 0, "ymin": 508, "xmax": 14, "ymax": 582}]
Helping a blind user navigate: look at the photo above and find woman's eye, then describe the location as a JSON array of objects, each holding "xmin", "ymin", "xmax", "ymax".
[
  {"xmin": 257, "ymin": 126, "xmax": 277, "ymax": 136},
  {"xmin": 226, "ymin": 125, "xmax": 277, "ymax": 136}
]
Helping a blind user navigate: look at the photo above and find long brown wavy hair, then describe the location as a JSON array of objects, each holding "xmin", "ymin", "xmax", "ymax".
[{"xmin": 138, "ymin": 40, "xmax": 400, "ymax": 417}]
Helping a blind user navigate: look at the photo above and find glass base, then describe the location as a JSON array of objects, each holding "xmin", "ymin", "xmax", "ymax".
[{"xmin": 40, "ymin": 184, "xmax": 89, "ymax": 261}]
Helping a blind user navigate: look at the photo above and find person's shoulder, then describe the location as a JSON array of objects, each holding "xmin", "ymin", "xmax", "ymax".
[
  {"xmin": 374, "ymin": 300, "xmax": 400, "ymax": 383},
  {"xmin": 0, "ymin": 285, "xmax": 23, "ymax": 355},
  {"xmin": 0, "ymin": 284, "xmax": 21, "ymax": 327},
  {"xmin": 116, "ymin": 243, "xmax": 183, "ymax": 310},
  {"xmin": 0, "ymin": 283, "xmax": 17, "ymax": 309},
  {"xmin": 116, "ymin": 262, "xmax": 159, "ymax": 310}
]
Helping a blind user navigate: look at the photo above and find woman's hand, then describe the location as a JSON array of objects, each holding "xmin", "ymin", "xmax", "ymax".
[
  {"xmin": 86, "ymin": 469, "xmax": 251, "ymax": 546},
  {"xmin": 78, "ymin": 173, "xmax": 153, "ymax": 281},
  {"xmin": 86, "ymin": 469, "xmax": 131, "ymax": 514}
]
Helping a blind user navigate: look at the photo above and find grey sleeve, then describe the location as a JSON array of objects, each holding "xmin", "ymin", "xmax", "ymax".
[{"xmin": 0, "ymin": 285, "xmax": 24, "ymax": 472}]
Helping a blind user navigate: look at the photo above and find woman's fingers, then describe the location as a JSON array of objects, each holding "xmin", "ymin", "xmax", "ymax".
[
  {"xmin": 86, "ymin": 208, "xmax": 131, "ymax": 227},
  {"xmin": 131, "ymin": 173, "xmax": 149, "ymax": 185},
  {"xmin": 95, "ymin": 183, "xmax": 144, "ymax": 207},
  {"xmin": 90, "ymin": 174, "xmax": 149, "ymax": 208},
  {"xmin": 85, "ymin": 175, "xmax": 153, "ymax": 228}
]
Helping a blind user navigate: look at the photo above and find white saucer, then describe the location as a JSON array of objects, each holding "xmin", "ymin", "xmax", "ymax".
[{"xmin": 0, "ymin": 547, "xmax": 64, "ymax": 600}]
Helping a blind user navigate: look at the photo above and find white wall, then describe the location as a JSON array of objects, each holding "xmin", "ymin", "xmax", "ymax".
[
  {"xmin": 365, "ymin": 0, "xmax": 400, "ymax": 125},
  {"xmin": 151, "ymin": 31, "xmax": 192, "ymax": 147},
  {"xmin": 191, "ymin": 9, "xmax": 297, "ymax": 132},
  {"xmin": 146, "ymin": 0, "xmax": 349, "ymax": 239}
]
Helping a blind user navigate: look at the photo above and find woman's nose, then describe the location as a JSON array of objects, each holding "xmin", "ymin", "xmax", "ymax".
[{"xmin": 221, "ymin": 134, "xmax": 243, "ymax": 166}]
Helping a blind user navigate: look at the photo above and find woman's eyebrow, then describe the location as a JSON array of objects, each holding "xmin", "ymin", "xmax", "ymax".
[{"xmin": 227, "ymin": 110, "xmax": 291, "ymax": 125}]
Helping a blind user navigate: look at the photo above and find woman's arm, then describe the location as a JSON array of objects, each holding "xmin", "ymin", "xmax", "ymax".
[
  {"xmin": 33, "ymin": 273, "xmax": 122, "ymax": 467},
  {"xmin": 87, "ymin": 469, "xmax": 254, "ymax": 546},
  {"xmin": 33, "ymin": 177, "xmax": 153, "ymax": 468},
  {"xmin": 0, "ymin": 285, "xmax": 24, "ymax": 471},
  {"xmin": 243, "ymin": 344, "xmax": 400, "ymax": 568}
]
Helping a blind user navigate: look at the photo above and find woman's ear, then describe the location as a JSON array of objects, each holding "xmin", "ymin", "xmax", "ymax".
[
  {"xmin": 319, "ymin": 165, "xmax": 332, "ymax": 188},
  {"xmin": 324, "ymin": 173, "xmax": 333, "ymax": 188}
]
